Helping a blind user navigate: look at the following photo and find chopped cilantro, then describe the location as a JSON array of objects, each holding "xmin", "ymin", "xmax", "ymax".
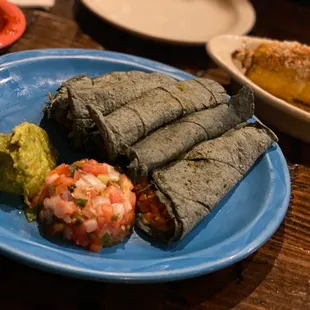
[
  {"xmin": 69, "ymin": 164, "xmax": 79, "ymax": 177},
  {"xmin": 75, "ymin": 160, "xmax": 85, "ymax": 167},
  {"xmin": 111, "ymin": 214, "xmax": 119, "ymax": 221},
  {"xmin": 74, "ymin": 198, "xmax": 87, "ymax": 207},
  {"xmin": 68, "ymin": 184, "xmax": 76, "ymax": 193},
  {"xmin": 72, "ymin": 213, "xmax": 83, "ymax": 225},
  {"xmin": 102, "ymin": 233, "xmax": 112, "ymax": 246}
]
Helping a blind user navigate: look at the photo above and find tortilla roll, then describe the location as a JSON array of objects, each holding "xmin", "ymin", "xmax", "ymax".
[
  {"xmin": 45, "ymin": 74, "xmax": 93, "ymax": 127},
  {"xmin": 45, "ymin": 72, "xmax": 120, "ymax": 128},
  {"xmin": 68, "ymin": 71, "xmax": 177, "ymax": 149},
  {"xmin": 45, "ymin": 71, "xmax": 154, "ymax": 130},
  {"xmin": 88, "ymin": 78, "xmax": 226, "ymax": 162},
  {"xmin": 127, "ymin": 86, "xmax": 254, "ymax": 180},
  {"xmin": 135, "ymin": 121, "xmax": 278, "ymax": 242},
  {"xmin": 92, "ymin": 71, "xmax": 141, "ymax": 86}
]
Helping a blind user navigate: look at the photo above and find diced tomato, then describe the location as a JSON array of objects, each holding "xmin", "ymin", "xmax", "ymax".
[
  {"xmin": 57, "ymin": 200, "xmax": 76, "ymax": 216},
  {"xmin": 30, "ymin": 185, "xmax": 49, "ymax": 207},
  {"xmin": 91, "ymin": 236, "xmax": 102, "ymax": 246},
  {"xmin": 73, "ymin": 187, "xmax": 89, "ymax": 200},
  {"xmin": 50, "ymin": 164, "xmax": 70, "ymax": 177},
  {"xmin": 89, "ymin": 243, "xmax": 101, "ymax": 252},
  {"xmin": 80, "ymin": 163, "xmax": 96, "ymax": 175},
  {"xmin": 119, "ymin": 174, "xmax": 134, "ymax": 191},
  {"xmin": 81, "ymin": 161, "xmax": 109, "ymax": 176},
  {"xmin": 107, "ymin": 220, "xmax": 122, "ymax": 229},
  {"xmin": 121, "ymin": 212, "xmax": 135, "ymax": 226},
  {"xmin": 103, "ymin": 186, "xmax": 124, "ymax": 204},
  {"xmin": 71, "ymin": 225, "xmax": 89, "ymax": 247},
  {"xmin": 56, "ymin": 184, "xmax": 68, "ymax": 196},
  {"xmin": 54, "ymin": 175, "xmax": 74, "ymax": 187},
  {"xmin": 73, "ymin": 170, "xmax": 81, "ymax": 181},
  {"xmin": 96, "ymin": 204, "xmax": 113, "ymax": 221},
  {"xmin": 97, "ymin": 163, "xmax": 110, "ymax": 174}
]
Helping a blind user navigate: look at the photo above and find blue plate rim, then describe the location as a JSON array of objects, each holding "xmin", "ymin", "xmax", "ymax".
[
  {"xmin": 0, "ymin": 48, "xmax": 192, "ymax": 81},
  {"xmin": 0, "ymin": 49, "xmax": 291, "ymax": 283}
]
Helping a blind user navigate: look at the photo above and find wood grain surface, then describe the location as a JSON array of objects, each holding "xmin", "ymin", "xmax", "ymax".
[{"xmin": 0, "ymin": 1, "xmax": 309, "ymax": 309}]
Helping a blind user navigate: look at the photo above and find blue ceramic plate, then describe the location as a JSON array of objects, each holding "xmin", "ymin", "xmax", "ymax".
[{"xmin": 0, "ymin": 49, "xmax": 290, "ymax": 283}]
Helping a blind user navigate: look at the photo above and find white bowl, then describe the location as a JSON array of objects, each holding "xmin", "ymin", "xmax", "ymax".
[{"xmin": 206, "ymin": 34, "xmax": 310, "ymax": 143}]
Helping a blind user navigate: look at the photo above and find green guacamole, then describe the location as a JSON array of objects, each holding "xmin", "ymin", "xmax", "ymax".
[
  {"xmin": 0, "ymin": 122, "xmax": 57, "ymax": 204},
  {"xmin": 0, "ymin": 134, "xmax": 23, "ymax": 194}
]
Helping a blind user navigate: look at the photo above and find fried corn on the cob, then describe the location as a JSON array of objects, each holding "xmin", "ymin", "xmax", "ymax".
[{"xmin": 234, "ymin": 40, "xmax": 310, "ymax": 112}]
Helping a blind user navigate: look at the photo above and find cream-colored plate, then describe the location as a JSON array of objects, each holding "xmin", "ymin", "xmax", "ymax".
[
  {"xmin": 207, "ymin": 34, "xmax": 310, "ymax": 143},
  {"xmin": 81, "ymin": 0, "xmax": 255, "ymax": 45}
]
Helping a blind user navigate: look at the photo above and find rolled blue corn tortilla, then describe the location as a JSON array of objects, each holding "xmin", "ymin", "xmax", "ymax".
[
  {"xmin": 44, "ymin": 74, "xmax": 93, "ymax": 127},
  {"xmin": 127, "ymin": 86, "xmax": 254, "ymax": 181},
  {"xmin": 45, "ymin": 71, "xmax": 164, "ymax": 131},
  {"xmin": 68, "ymin": 71, "xmax": 177, "ymax": 149},
  {"xmin": 44, "ymin": 72, "xmax": 128, "ymax": 127},
  {"xmin": 92, "ymin": 71, "xmax": 139, "ymax": 86},
  {"xmin": 134, "ymin": 121, "xmax": 278, "ymax": 242},
  {"xmin": 70, "ymin": 71, "xmax": 177, "ymax": 120},
  {"xmin": 88, "ymin": 78, "xmax": 227, "ymax": 162}
]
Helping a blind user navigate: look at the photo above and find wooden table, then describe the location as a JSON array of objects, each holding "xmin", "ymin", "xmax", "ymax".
[{"xmin": 1, "ymin": 1, "xmax": 310, "ymax": 309}]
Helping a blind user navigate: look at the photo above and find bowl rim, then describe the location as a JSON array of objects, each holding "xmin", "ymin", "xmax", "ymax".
[{"xmin": 206, "ymin": 34, "xmax": 310, "ymax": 123}]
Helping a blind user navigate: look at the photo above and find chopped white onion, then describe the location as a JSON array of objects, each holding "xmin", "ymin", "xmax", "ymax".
[
  {"xmin": 108, "ymin": 166, "xmax": 120, "ymax": 182},
  {"xmin": 83, "ymin": 218, "xmax": 98, "ymax": 233},
  {"xmin": 75, "ymin": 178, "xmax": 89, "ymax": 189},
  {"xmin": 46, "ymin": 173, "xmax": 59, "ymax": 185},
  {"xmin": 91, "ymin": 196, "xmax": 110, "ymax": 206},
  {"xmin": 111, "ymin": 203, "xmax": 124, "ymax": 220},
  {"xmin": 82, "ymin": 206, "xmax": 95, "ymax": 219},
  {"xmin": 80, "ymin": 174, "xmax": 106, "ymax": 192},
  {"xmin": 43, "ymin": 196, "xmax": 75, "ymax": 222},
  {"xmin": 43, "ymin": 195, "xmax": 61, "ymax": 210},
  {"xmin": 123, "ymin": 199, "xmax": 132, "ymax": 213}
]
